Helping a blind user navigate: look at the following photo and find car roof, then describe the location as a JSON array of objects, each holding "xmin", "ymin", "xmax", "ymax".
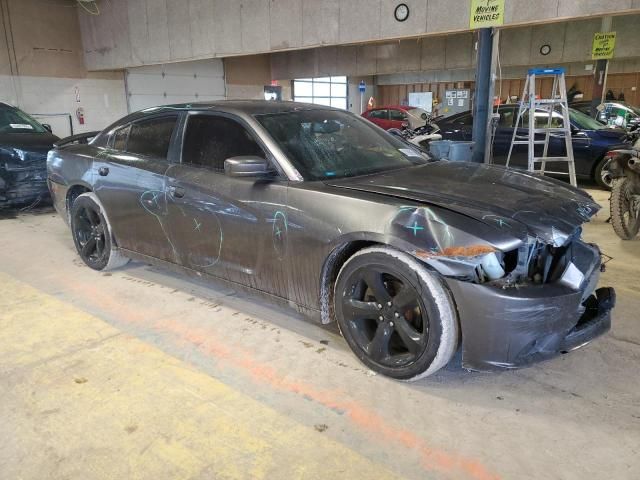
[
  {"xmin": 367, "ymin": 105, "xmax": 417, "ymax": 111},
  {"xmin": 93, "ymin": 100, "xmax": 343, "ymax": 143},
  {"xmin": 136, "ymin": 100, "xmax": 335, "ymax": 117}
]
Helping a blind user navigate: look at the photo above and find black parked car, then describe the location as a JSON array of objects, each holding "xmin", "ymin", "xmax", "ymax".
[
  {"xmin": 0, "ymin": 102, "xmax": 58, "ymax": 208},
  {"xmin": 47, "ymin": 101, "xmax": 614, "ymax": 380},
  {"xmin": 438, "ymin": 106, "xmax": 630, "ymax": 189}
]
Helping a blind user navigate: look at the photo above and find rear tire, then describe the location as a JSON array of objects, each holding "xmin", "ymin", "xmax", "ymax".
[
  {"xmin": 610, "ymin": 178, "xmax": 640, "ymax": 240},
  {"xmin": 70, "ymin": 193, "xmax": 129, "ymax": 271},
  {"xmin": 334, "ymin": 246, "xmax": 459, "ymax": 381}
]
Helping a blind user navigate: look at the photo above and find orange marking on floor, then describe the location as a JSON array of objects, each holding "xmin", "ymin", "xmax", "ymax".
[
  {"xmin": 50, "ymin": 274, "xmax": 500, "ymax": 480},
  {"xmin": 156, "ymin": 318, "xmax": 500, "ymax": 480}
]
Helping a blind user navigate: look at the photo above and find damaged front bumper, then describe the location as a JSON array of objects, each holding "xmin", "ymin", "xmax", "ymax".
[
  {"xmin": 444, "ymin": 241, "xmax": 615, "ymax": 371},
  {"xmin": 0, "ymin": 162, "xmax": 50, "ymax": 208}
]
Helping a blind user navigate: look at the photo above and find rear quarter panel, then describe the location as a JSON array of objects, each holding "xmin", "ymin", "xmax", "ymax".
[{"xmin": 47, "ymin": 144, "xmax": 97, "ymax": 221}]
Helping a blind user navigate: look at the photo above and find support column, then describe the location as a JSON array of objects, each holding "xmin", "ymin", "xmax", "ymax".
[
  {"xmin": 591, "ymin": 16, "xmax": 613, "ymax": 117},
  {"xmin": 472, "ymin": 28, "xmax": 493, "ymax": 163},
  {"xmin": 484, "ymin": 29, "xmax": 500, "ymax": 164}
]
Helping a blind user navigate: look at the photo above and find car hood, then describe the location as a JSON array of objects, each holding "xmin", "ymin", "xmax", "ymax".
[{"xmin": 325, "ymin": 162, "xmax": 600, "ymax": 247}]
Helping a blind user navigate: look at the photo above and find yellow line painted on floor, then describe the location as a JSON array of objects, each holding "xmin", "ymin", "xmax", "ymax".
[{"xmin": 0, "ymin": 272, "xmax": 403, "ymax": 480}]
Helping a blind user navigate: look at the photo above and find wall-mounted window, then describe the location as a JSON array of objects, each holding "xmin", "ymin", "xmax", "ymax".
[{"xmin": 293, "ymin": 76, "xmax": 347, "ymax": 110}]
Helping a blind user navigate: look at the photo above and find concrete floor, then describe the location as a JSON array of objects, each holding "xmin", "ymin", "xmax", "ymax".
[{"xmin": 1, "ymin": 188, "xmax": 639, "ymax": 480}]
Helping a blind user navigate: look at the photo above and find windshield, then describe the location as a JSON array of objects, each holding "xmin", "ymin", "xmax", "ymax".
[
  {"xmin": 255, "ymin": 109, "xmax": 428, "ymax": 180},
  {"xmin": 0, "ymin": 106, "xmax": 47, "ymax": 133},
  {"xmin": 569, "ymin": 108, "xmax": 605, "ymax": 130}
]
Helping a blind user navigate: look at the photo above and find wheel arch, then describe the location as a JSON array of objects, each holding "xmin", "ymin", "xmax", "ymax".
[
  {"xmin": 318, "ymin": 232, "xmax": 453, "ymax": 325},
  {"xmin": 65, "ymin": 183, "xmax": 93, "ymax": 223},
  {"xmin": 591, "ymin": 152, "xmax": 619, "ymax": 189},
  {"xmin": 319, "ymin": 240, "xmax": 379, "ymax": 324},
  {"xmin": 66, "ymin": 183, "xmax": 92, "ymax": 212},
  {"xmin": 71, "ymin": 190, "xmax": 121, "ymax": 249}
]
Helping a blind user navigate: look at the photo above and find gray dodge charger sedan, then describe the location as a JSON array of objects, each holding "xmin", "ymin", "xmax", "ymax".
[{"xmin": 47, "ymin": 101, "xmax": 615, "ymax": 380}]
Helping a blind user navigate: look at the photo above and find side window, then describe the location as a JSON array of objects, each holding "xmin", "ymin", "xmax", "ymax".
[
  {"xmin": 126, "ymin": 116, "xmax": 177, "ymax": 159},
  {"xmin": 520, "ymin": 111, "xmax": 564, "ymax": 129},
  {"xmin": 181, "ymin": 115, "xmax": 266, "ymax": 172},
  {"xmin": 389, "ymin": 109, "xmax": 407, "ymax": 121},
  {"xmin": 535, "ymin": 112, "xmax": 563, "ymax": 129},
  {"xmin": 369, "ymin": 109, "xmax": 388, "ymax": 120},
  {"xmin": 112, "ymin": 125, "xmax": 129, "ymax": 151}
]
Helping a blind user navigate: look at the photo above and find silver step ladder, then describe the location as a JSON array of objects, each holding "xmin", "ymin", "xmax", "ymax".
[{"xmin": 506, "ymin": 67, "xmax": 577, "ymax": 187}]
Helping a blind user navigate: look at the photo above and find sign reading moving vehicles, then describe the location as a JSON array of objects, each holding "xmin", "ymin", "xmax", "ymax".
[
  {"xmin": 469, "ymin": 0, "xmax": 505, "ymax": 29},
  {"xmin": 592, "ymin": 32, "xmax": 617, "ymax": 60}
]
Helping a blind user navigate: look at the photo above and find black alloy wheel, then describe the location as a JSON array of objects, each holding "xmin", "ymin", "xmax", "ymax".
[
  {"xmin": 340, "ymin": 266, "xmax": 429, "ymax": 368},
  {"xmin": 334, "ymin": 247, "xmax": 458, "ymax": 380},
  {"xmin": 74, "ymin": 203, "xmax": 108, "ymax": 268},
  {"xmin": 70, "ymin": 193, "xmax": 128, "ymax": 271},
  {"xmin": 595, "ymin": 157, "xmax": 614, "ymax": 190}
]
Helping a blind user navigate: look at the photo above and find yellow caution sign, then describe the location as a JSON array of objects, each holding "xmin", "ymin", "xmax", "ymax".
[
  {"xmin": 469, "ymin": 0, "xmax": 505, "ymax": 29},
  {"xmin": 592, "ymin": 32, "xmax": 617, "ymax": 60}
]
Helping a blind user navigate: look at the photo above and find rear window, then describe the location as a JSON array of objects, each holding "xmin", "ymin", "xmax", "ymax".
[{"xmin": 126, "ymin": 116, "xmax": 177, "ymax": 159}]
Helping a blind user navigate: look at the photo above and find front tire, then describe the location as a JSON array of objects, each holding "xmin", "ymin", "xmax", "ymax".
[
  {"xmin": 70, "ymin": 193, "xmax": 129, "ymax": 271},
  {"xmin": 594, "ymin": 156, "xmax": 614, "ymax": 190},
  {"xmin": 610, "ymin": 178, "xmax": 640, "ymax": 240},
  {"xmin": 334, "ymin": 247, "xmax": 459, "ymax": 381}
]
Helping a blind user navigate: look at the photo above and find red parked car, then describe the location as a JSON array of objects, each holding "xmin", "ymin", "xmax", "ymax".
[{"xmin": 362, "ymin": 105, "xmax": 430, "ymax": 130}]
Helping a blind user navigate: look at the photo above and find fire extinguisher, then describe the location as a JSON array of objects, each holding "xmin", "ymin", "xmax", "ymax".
[{"xmin": 76, "ymin": 107, "xmax": 85, "ymax": 125}]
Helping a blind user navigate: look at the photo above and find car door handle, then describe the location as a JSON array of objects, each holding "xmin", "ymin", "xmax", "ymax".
[
  {"xmin": 169, "ymin": 185, "xmax": 185, "ymax": 198},
  {"xmin": 98, "ymin": 167, "xmax": 109, "ymax": 176}
]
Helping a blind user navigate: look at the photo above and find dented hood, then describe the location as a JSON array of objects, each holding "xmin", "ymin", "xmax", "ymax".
[{"xmin": 326, "ymin": 162, "xmax": 600, "ymax": 246}]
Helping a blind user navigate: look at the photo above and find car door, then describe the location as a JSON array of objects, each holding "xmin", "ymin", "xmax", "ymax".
[
  {"xmin": 445, "ymin": 113, "xmax": 473, "ymax": 140},
  {"xmin": 533, "ymin": 110, "xmax": 591, "ymax": 176},
  {"xmin": 163, "ymin": 112, "xmax": 290, "ymax": 298},
  {"xmin": 389, "ymin": 108, "xmax": 408, "ymax": 129},
  {"xmin": 368, "ymin": 109, "xmax": 390, "ymax": 129},
  {"xmin": 93, "ymin": 114, "xmax": 181, "ymax": 262},
  {"xmin": 501, "ymin": 110, "xmax": 546, "ymax": 169}
]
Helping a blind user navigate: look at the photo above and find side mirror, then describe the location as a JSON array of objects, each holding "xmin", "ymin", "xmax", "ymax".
[
  {"xmin": 42, "ymin": 123, "xmax": 52, "ymax": 133},
  {"xmin": 224, "ymin": 156, "xmax": 275, "ymax": 177}
]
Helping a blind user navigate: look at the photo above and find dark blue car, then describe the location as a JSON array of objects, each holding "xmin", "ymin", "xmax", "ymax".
[{"xmin": 437, "ymin": 105, "xmax": 630, "ymax": 189}]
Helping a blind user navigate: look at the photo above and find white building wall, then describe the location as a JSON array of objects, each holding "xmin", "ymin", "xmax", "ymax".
[
  {"xmin": 0, "ymin": 74, "xmax": 128, "ymax": 137},
  {"xmin": 125, "ymin": 59, "xmax": 225, "ymax": 112}
]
